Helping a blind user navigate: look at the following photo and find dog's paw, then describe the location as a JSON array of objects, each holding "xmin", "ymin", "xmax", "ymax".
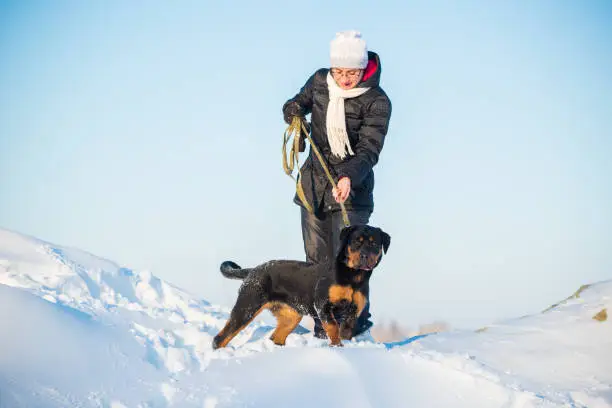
[
  {"xmin": 339, "ymin": 321, "xmax": 355, "ymax": 340},
  {"xmin": 269, "ymin": 334, "xmax": 286, "ymax": 346},
  {"xmin": 340, "ymin": 327, "xmax": 353, "ymax": 340},
  {"xmin": 212, "ymin": 336, "xmax": 223, "ymax": 350}
]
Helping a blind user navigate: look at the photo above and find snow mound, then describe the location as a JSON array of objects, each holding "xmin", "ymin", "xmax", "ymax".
[
  {"xmin": 0, "ymin": 227, "xmax": 610, "ymax": 407},
  {"xmin": 405, "ymin": 279, "xmax": 612, "ymax": 407}
]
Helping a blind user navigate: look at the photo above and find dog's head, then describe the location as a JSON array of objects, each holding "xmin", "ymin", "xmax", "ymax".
[{"xmin": 337, "ymin": 225, "xmax": 391, "ymax": 271}]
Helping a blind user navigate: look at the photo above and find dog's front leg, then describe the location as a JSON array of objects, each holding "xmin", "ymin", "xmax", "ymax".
[
  {"xmin": 339, "ymin": 311, "xmax": 358, "ymax": 340},
  {"xmin": 333, "ymin": 301, "xmax": 358, "ymax": 340},
  {"xmin": 317, "ymin": 301, "xmax": 343, "ymax": 347}
]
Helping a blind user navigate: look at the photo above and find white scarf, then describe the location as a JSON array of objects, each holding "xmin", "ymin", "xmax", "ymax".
[{"xmin": 326, "ymin": 73, "xmax": 370, "ymax": 159}]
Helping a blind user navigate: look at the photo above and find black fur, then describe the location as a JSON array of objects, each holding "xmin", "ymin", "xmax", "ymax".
[{"xmin": 213, "ymin": 224, "xmax": 390, "ymax": 349}]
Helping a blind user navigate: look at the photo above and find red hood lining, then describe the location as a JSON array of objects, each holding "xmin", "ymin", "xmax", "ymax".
[{"xmin": 362, "ymin": 58, "xmax": 378, "ymax": 82}]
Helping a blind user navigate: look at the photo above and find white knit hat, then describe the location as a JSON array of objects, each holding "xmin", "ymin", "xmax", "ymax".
[{"xmin": 329, "ymin": 30, "xmax": 368, "ymax": 69}]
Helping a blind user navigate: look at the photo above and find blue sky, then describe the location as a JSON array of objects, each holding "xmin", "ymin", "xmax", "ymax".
[{"xmin": 1, "ymin": 0, "xmax": 611, "ymax": 329}]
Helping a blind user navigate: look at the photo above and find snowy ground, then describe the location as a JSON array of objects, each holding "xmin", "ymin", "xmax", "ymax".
[{"xmin": 0, "ymin": 227, "xmax": 610, "ymax": 407}]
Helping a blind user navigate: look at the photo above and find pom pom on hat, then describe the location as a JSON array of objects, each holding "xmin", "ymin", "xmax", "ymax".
[{"xmin": 330, "ymin": 30, "xmax": 369, "ymax": 69}]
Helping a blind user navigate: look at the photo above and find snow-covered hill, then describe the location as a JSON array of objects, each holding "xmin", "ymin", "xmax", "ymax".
[{"xmin": 0, "ymin": 228, "xmax": 610, "ymax": 407}]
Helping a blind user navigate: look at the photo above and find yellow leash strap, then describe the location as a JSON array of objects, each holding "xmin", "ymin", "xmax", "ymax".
[{"xmin": 282, "ymin": 116, "xmax": 350, "ymax": 227}]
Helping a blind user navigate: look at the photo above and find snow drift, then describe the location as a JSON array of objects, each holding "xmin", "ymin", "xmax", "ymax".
[{"xmin": 0, "ymin": 227, "xmax": 610, "ymax": 407}]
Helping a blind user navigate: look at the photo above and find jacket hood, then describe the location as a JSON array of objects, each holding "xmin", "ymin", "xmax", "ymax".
[{"xmin": 358, "ymin": 51, "xmax": 382, "ymax": 88}]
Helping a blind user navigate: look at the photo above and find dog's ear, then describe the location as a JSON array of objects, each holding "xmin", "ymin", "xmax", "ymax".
[{"xmin": 380, "ymin": 229, "xmax": 391, "ymax": 254}]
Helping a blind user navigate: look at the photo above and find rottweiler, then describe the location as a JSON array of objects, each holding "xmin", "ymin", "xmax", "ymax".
[{"xmin": 212, "ymin": 224, "xmax": 390, "ymax": 349}]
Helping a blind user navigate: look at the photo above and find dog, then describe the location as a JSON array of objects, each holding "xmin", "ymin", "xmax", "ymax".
[{"xmin": 212, "ymin": 224, "xmax": 390, "ymax": 349}]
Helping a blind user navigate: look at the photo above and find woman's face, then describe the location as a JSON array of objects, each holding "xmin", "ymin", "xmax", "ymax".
[{"xmin": 331, "ymin": 68, "xmax": 364, "ymax": 90}]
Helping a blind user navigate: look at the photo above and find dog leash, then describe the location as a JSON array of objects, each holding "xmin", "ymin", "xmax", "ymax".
[{"xmin": 282, "ymin": 116, "xmax": 351, "ymax": 228}]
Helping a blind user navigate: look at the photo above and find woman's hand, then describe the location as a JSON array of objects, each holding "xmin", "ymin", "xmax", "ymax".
[
  {"xmin": 333, "ymin": 177, "xmax": 351, "ymax": 203},
  {"xmin": 283, "ymin": 101, "xmax": 304, "ymax": 125}
]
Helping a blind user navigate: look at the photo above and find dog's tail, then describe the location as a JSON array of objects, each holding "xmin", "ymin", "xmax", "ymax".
[{"xmin": 220, "ymin": 260, "xmax": 250, "ymax": 280}]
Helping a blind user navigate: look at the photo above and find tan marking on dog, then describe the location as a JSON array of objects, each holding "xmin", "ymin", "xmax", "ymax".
[
  {"xmin": 352, "ymin": 291, "xmax": 367, "ymax": 316},
  {"xmin": 345, "ymin": 246, "xmax": 361, "ymax": 269},
  {"xmin": 269, "ymin": 302, "xmax": 303, "ymax": 345},
  {"xmin": 353, "ymin": 272, "xmax": 364, "ymax": 284},
  {"xmin": 215, "ymin": 303, "xmax": 270, "ymax": 348},
  {"xmin": 322, "ymin": 321, "xmax": 342, "ymax": 346},
  {"xmin": 329, "ymin": 284, "xmax": 353, "ymax": 303},
  {"xmin": 217, "ymin": 301, "xmax": 306, "ymax": 348}
]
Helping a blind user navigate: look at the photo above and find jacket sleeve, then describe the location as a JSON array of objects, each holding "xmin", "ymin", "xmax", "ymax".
[
  {"xmin": 336, "ymin": 95, "xmax": 392, "ymax": 188},
  {"xmin": 282, "ymin": 70, "xmax": 322, "ymax": 123}
]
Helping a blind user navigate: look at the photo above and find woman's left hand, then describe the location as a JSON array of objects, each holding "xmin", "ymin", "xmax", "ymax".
[{"xmin": 333, "ymin": 177, "xmax": 351, "ymax": 203}]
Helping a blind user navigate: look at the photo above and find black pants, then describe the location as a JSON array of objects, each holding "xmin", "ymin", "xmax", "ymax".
[{"xmin": 300, "ymin": 207, "xmax": 373, "ymax": 337}]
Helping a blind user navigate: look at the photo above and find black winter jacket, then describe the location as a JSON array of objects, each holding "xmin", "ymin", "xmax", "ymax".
[{"xmin": 282, "ymin": 51, "xmax": 392, "ymax": 214}]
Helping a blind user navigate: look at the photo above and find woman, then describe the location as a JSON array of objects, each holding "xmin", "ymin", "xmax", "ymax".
[{"xmin": 282, "ymin": 30, "xmax": 392, "ymax": 339}]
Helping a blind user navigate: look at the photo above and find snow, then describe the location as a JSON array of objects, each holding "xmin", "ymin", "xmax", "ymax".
[{"xmin": 0, "ymin": 227, "xmax": 610, "ymax": 407}]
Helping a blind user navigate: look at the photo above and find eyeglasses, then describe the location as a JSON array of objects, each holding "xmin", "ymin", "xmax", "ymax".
[{"xmin": 330, "ymin": 68, "xmax": 363, "ymax": 78}]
